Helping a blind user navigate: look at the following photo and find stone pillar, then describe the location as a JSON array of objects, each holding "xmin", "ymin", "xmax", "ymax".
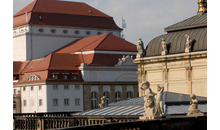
[
  {"xmin": 84, "ymin": 85, "xmax": 91, "ymax": 111},
  {"xmin": 37, "ymin": 118, "xmax": 42, "ymax": 130},
  {"xmin": 133, "ymin": 85, "xmax": 138, "ymax": 98},
  {"xmin": 186, "ymin": 66, "xmax": 192, "ymax": 94},
  {"xmin": 110, "ymin": 85, "xmax": 115, "ymax": 102},
  {"xmin": 98, "ymin": 85, "xmax": 103, "ymax": 104},
  {"xmin": 122, "ymin": 85, "xmax": 127, "ymax": 100}
]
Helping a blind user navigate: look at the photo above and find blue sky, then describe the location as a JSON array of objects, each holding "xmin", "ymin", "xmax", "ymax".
[{"xmin": 13, "ymin": 0, "xmax": 198, "ymax": 46}]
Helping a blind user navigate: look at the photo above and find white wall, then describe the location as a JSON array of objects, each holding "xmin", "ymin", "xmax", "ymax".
[
  {"xmin": 13, "ymin": 35, "xmax": 27, "ymax": 61},
  {"xmin": 13, "ymin": 24, "xmax": 121, "ymax": 61},
  {"xmin": 21, "ymin": 85, "xmax": 47, "ymax": 113},
  {"xmin": 82, "ymin": 70, "xmax": 138, "ymax": 82},
  {"xmin": 46, "ymin": 84, "xmax": 83, "ymax": 112}
]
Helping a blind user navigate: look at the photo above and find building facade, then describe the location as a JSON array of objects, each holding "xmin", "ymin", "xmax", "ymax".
[
  {"xmin": 13, "ymin": 0, "xmax": 122, "ymax": 61},
  {"xmin": 134, "ymin": 0, "xmax": 207, "ymax": 97},
  {"xmin": 13, "ymin": 32, "xmax": 138, "ymax": 113}
]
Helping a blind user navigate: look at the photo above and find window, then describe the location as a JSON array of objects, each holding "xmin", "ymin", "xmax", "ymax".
[
  {"xmin": 38, "ymin": 28, "xmax": 44, "ymax": 33},
  {"xmin": 115, "ymin": 91, "xmax": 121, "ymax": 102},
  {"xmin": 64, "ymin": 99, "xmax": 69, "ymax": 106},
  {"xmin": 39, "ymin": 86, "xmax": 42, "ymax": 90},
  {"xmin": 31, "ymin": 86, "xmax": 34, "ymax": 91},
  {"xmin": 97, "ymin": 32, "xmax": 102, "ymax": 35},
  {"xmin": 23, "ymin": 100, "xmax": 27, "ymax": 107},
  {"xmin": 23, "ymin": 87, "xmax": 26, "ymax": 91},
  {"xmin": 53, "ymin": 85, "xmax": 58, "ymax": 90},
  {"xmin": 14, "ymin": 89, "xmax": 16, "ymax": 94},
  {"xmin": 64, "ymin": 75, "xmax": 68, "ymax": 80},
  {"xmin": 26, "ymin": 75, "xmax": 41, "ymax": 81},
  {"xmin": 86, "ymin": 31, "xmax": 91, "ymax": 35},
  {"xmin": 127, "ymin": 91, "xmax": 133, "ymax": 99},
  {"xmin": 75, "ymin": 30, "xmax": 79, "ymax": 35},
  {"xmin": 63, "ymin": 30, "xmax": 68, "ymax": 34},
  {"xmin": 13, "ymin": 102, "xmax": 16, "ymax": 109},
  {"xmin": 64, "ymin": 85, "xmax": 69, "ymax": 90},
  {"xmin": 75, "ymin": 85, "xmax": 80, "ymax": 90},
  {"xmin": 54, "ymin": 74, "xmax": 58, "ymax": 80},
  {"xmin": 91, "ymin": 92, "xmax": 98, "ymax": 109},
  {"xmin": 75, "ymin": 98, "xmax": 80, "ymax": 106},
  {"xmin": 51, "ymin": 29, "xmax": 56, "ymax": 33},
  {"xmin": 103, "ymin": 91, "xmax": 110, "ymax": 106},
  {"xmin": 39, "ymin": 99, "xmax": 42, "ymax": 106},
  {"xmin": 53, "ymin": 99, "xmax": 58, "ymax": 106},
  {"xmin": 73, "ymin": 75, "xmax": 77, "ymax": 80}
]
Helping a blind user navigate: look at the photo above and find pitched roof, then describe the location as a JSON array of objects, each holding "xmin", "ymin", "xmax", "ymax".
[
  {"xmin": 13, "ymin": 53, "xmax": 85, "ymax": 85},
  {"xmin": 13, "ymin": 0, "xmax": 121, "ymax": 30},
  {"xmin": 165, "ymin": 14, "xmax": 207, "ymax": 33},
  {"xmin": 54, "ymin": 33, "xmax": 137, "ymax": 53}
]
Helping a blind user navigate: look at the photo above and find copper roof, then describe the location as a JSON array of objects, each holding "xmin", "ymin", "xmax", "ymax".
[
  {"xmin": 145, "ymin": 5, "xmax": 207, "ymax": 57},
  {"xmin": 146, "ymin": 28, "xmax": 207, "ymax": 57},
  {"xmin": 165, "ymin": 13, "xmax": 207, "ymax": 33},
  {"xmin": 13, "ymin": 0, "xmax": 121, "ymax": 30}
]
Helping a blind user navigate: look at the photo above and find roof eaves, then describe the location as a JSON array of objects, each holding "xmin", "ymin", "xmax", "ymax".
[{"xmin": 165, "ymin": 23, "xmax": 207, "ymax": 32}]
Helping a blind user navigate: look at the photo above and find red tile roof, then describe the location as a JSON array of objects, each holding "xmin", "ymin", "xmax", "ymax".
[
  {"xmin": 13, "ymin": 0, "xmax": 121, "ymax": 30},
  {"xmin": 13, "ymin": 53, "xmax": 85, "ymax": 85},
  {"xmin": 54, "ymin": 33, "xmax": 137, "ymax": 53}
]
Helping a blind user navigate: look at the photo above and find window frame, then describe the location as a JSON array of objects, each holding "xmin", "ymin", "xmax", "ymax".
[
  {"xmin": 53, "ymin": 99, "xmax": 59, "ymax": 106},
  {"xmin": 64, "ymin": 98, "xmax": 70, "ymax": 106}
]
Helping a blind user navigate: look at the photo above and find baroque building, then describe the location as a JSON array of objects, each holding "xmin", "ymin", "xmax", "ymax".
[
  {"xmin": 13, "ymin": 0, "xmax": 138, "ymax": 113},
  {"xmin": 134, "ymin": 0, "xmax": 207, "ymax": 97}
]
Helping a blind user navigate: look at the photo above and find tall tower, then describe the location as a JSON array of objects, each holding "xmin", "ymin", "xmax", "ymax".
[{"xmin": 13, "ymin": 0, "xmax": 122, "ymax": 61}]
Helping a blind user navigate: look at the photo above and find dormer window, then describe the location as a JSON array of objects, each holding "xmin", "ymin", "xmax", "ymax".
[
  {"xmin": 52, "ymin": 72, "xmax": 59, "ymax": 80},
  {"xmin": 54, "ymin": 75, "xmax": 58, "ymax": 80},
  {"xmin": 73, "ymin": 75, "xmax": 77, "ymax": 80},
  {"xmin": 86, "ymin": 31, "xmax": 91, "ymax": 35},
  {"xmin": 51, "ymin": 29, "xmax": 56, "ymax": 33},
  {"xmin": 26, "ymin": 75, "xmax": 41, "ymax": 81},
  {"xmin": 64, "ymin": 75, "xmax": 68, "ymax": 80}
]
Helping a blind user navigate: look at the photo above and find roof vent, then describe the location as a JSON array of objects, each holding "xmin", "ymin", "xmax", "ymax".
[{"xmin": 88, "ymin": 10, "xmax": 92, "ymax": 13}]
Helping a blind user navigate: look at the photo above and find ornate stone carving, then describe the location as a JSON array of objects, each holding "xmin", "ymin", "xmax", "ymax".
[
  {"xmin": 99, "ymin": 96, "xmax": 107, "ymax": 108},
  {"xmin": 139, "ymin": 81, "xmax": 164, "ymax": 120},
  {"xmin": 187, "ymin": 94, "xmax": 204, "ymax": 117},
  {"xmin": 161, "ymin": 38, "xmax": 168, "ymax": 55},
  {"xmin": 185, "ymin": 34, "xmax": 192, "ymax": 53},
  {"xmin": 136, "ymin": 38, "xmax": 144, "ymax": 58},
  {"xmin": 115, "ymin": 55, "xmax": 135, "ymax": 66}
]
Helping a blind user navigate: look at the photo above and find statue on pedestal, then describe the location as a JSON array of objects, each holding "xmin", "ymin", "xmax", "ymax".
[
  {"xmin": 139, "ymin": 81, "xmax": 165, "ymax": 120},
  {"xmin": 185, "ymin": 34, "xmax": 192, "ymax": 53},
  {"xmin": 136, "ymin": 38, "xmax": 144, "ymax": 58},
  {"xmin": 161, "ymin": 38, "xmax": 168, "ymax": 55},
  {"xmin": 187, "ymin": 94, "xmax": 204, "ymax": 117},
  {"xmin": 99, "ymin": 96, "xmax": 107, "ymax": 108}
]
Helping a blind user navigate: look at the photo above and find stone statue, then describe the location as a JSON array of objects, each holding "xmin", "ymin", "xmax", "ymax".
[
  {"xmin": 187, "ymin": 94, "xmax": 204, "ymax": 117},
  {"xmin": 136, "ymin": 38, "xmax": 144, "ymax": 58},
  {"xmin": 154, "ymin": 84, "xmax": 165, "ymax": 116},
  {"xmin": 115, "ymin": 55, "xmax": 136, "ymax": 66},
  {"xmin": 140, "ymin": 81, "xmax": 165, "ymax": 120},
  {"xmin": 141, "ymin": 81, "xmax": 155, "ymax": 109},
  {"xmin": 185, "ymin": 34, "xmax": 192, "ymax": 53},
  {"xmin": 99, "ymin": 96, "xmax": 107, "ymax": 108},
  {"xmin": 161, "ymin": 38, "xmax": 168, "ymax": 55}
]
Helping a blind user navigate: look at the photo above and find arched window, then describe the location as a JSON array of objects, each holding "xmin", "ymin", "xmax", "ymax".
[
  {"xmin": 115, "ymin": 91, "xmax": 121, "ymax": 102},
  {"xmin": 13, "ymin": 101, "xmax": 16, "ymax": 109},
  {"xmin": 103, "ymin": 91, "xmax": 110, "ymax": 106},
  {"xmin": 127, "ymin": 91, "xmax": 133, "ymax": 99},
  {"xmin": 26, "ymin": 75, "xmax": 41, "ymax": 81},
  {"xmin": 91, "ymin": 92, "xmax": 98, "ymax": 109}
]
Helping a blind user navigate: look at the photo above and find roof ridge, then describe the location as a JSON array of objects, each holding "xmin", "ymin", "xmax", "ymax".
[
  {"xmin": 94, "ymin": 33, "xmax": 111, "ymax": 50},
  {"xmin": 78, "ymin": 33, "xmax": 109, "ymax": 52}
]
